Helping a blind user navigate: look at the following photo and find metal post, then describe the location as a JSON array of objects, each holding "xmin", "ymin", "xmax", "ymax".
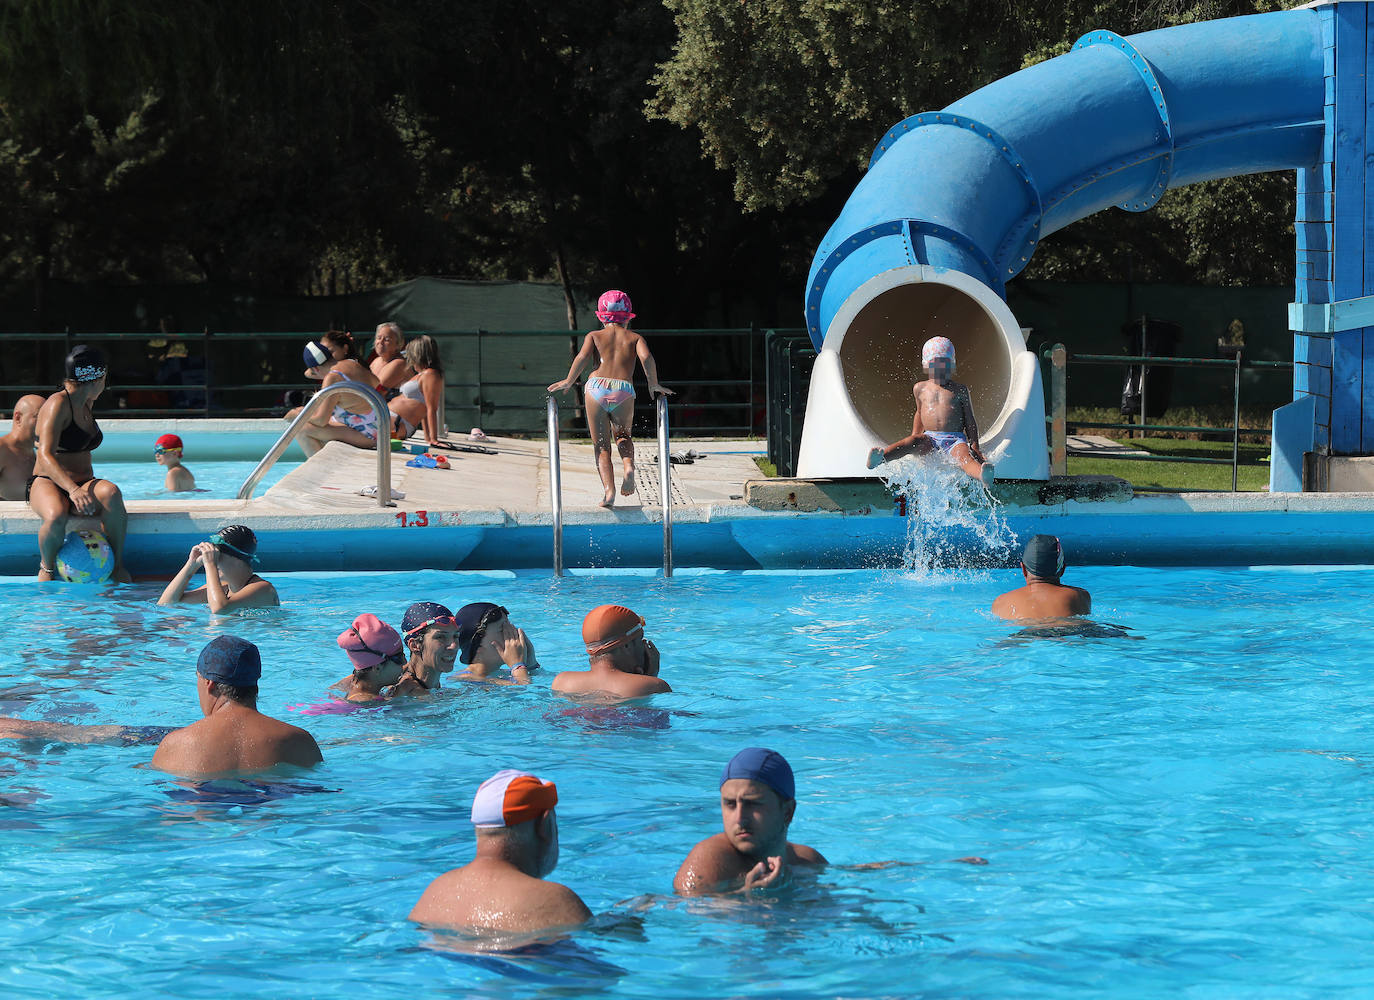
[
  {"xmin": 547, "ymin": 395, "xmax": 563, "ymax": 577},
  {"xmin": 657, "ymin": 393, "xmax": 673, "ymax": 578},
  {"xmin": 1051, "ymin": 344, "xmax": 1068, "ymax": 477},
  {"xmin": 1138, "ymin": 315, "xmax": 1148, "ymax": 439},
  {"xmin": 1232, "ymin": 352, "xmax": 1242, "ymax": 492}
]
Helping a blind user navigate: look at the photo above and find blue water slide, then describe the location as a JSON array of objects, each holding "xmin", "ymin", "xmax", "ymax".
[{"xmin": 804, "ymin": 9, "xmax": 1324, "ymax": 346}]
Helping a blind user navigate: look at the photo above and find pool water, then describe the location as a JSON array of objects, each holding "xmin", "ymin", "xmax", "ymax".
[
  {"xmin": 2, "ymin": 565, "xmax": 1372, "ymax": 998},
  {"xmin": 103, "ymin": 457, "xmax": 303, "ymax": 500}
]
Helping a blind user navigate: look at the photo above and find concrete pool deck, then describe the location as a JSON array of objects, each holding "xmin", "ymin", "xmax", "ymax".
[{"xmin": 5, "ymin": 420, "xmax": 1374, "ymax": 572}]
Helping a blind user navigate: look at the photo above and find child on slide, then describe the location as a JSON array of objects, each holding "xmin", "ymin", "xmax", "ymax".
[
  {"xmin": 865, "ymin": 336, "xmax": 995, "ymax": 487},
  {"xmin": 547, "ymin": 290, "xmax": 673, "ymax": 508}
]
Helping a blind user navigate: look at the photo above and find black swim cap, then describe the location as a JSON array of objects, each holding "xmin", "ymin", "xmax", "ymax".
[
  {"xmin": 210, "ymin": 524, "xmax": 259, "ymax": 565},
  {"xmin": 1022, "ymin": 534, "xmax": 1065, "ymax": 580},
  {"xmin": 65, "ymin": 345, "xmax": 108, "ymax": 383}
]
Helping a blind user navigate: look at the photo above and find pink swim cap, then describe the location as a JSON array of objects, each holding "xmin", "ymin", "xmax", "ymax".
[
  {"xmin": 596, "ymin": 289, "xmax": 636, "ymax": 324},
  {"xmin": 922, "ymin": 336, "xmax": 955, "ymax": 367}
]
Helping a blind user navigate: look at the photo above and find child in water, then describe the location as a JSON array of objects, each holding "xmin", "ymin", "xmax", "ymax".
[
  {"xmin": 865, "ymin": 336, "xmax": 995, "ymax": 487},
  {"xmin": 154, "ymin": 434, "xmax": 196, "ymax": 492}
]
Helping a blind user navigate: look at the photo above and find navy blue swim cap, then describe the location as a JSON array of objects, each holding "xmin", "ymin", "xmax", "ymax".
[
  {"xmin": 456, "ymin": 602, "xmax": 506, "ymax": 664},
  {"xmin": 402, "ymin": 601, "xmax": 456, "ymax": 637},
  {"xmin": 197, "ymin": 635, "xmax": 262, "ymax": 687},
  {"xmin": 1022, "ymin": 534, "xmax": 1065, "ymax": 580},
  {"xmin": 720, "ymin": 747, "xmax": 795, "ymax": 801}
]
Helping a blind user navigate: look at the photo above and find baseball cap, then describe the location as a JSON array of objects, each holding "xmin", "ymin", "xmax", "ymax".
[
  {"xmin": 720, "ymin": 747, "xmax": 795, "ymax": 801},
  {"xmin": 303, "ymin": 340, "xmax": 332, "ymax": 369},
  {"xmin": 471, "ymin": 769, "xmax": 558, "ymax": 828}
]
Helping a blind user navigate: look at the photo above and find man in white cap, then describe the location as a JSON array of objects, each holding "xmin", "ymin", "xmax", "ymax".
[
  {"xmin": 409, "ymin": 769, "xmax": 591, "ymax": 932},
  {"xmin": 865, "ymin": 335, "xmax": 994, "ymax": 486},
  {"xmin": 993, "ymin": 533, "xmax": 1091, "ymax": 620}
]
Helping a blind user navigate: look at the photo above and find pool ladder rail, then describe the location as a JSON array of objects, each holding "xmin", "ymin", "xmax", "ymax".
[
  {"xmin": 545, "ymin": 393, "xmax": 674, "ymax": 577},
  {"xmin": 238, "ymin": 381, "xmax": 395, "ymax": 507}
]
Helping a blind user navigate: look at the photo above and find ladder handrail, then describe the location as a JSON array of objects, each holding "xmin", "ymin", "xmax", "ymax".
[
  {"xmin": 547, "ymin": 395, "xmax": 564, "ymax": 576},
  {"xmin": 656, "ymin": 393, "xmax": 673, "ymax": 577},
  {"xmin": 237, "ymin": 381, "xmax": 394, "ymax": 506}
]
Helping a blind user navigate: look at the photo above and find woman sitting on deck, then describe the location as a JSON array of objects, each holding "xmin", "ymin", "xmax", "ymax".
[
  {"xmin": 386, "ymin": 335, "xmax": 446, "ymax": 448},
  {"xmin": 29, "ymin": 345, "xmax": 131, "ymax": 582},
  {"xmin": 158, "ymin": 524, "xmax": 278, "ymax": 612},
  {"xmin": 295, "ymin": 339, "xmax": 394, "ymax": 457}
]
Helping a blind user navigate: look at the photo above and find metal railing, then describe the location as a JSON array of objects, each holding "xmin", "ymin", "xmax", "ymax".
[
  {"xmin": 657, "ymin": 393, "xmax": 674, "ymax": 578},
  {"xmin": 237, "ymin": 381, "xmax": 394, "ymax": 507},
  {"xmin": 0, "ymin": 327, "xmax": 800, "ymax": 434},
  {"xmin": 1045, "ymin": 344, "xmax": 1291, "ymax": 491},
  {"xmin": 547, "ymin": 396, "xmax": 564, "ymax": 577}
]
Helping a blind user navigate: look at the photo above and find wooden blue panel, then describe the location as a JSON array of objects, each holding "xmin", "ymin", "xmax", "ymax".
[
  {"xmin": 1316, "ymin": 394, "xmax": 1332, "ymax": 432},
  {"xmin": 1330, "ymin": 4, "xmax": 1365, "ymax": 451},
  {"xmin": 1294, "ymin": 361, "xmax": 1312, "ymax": 396},
  {"xmin": 1316, "ymin": 422, "xmax": 1331, "ymax": 451},
  {"xmin": 1296, "ymin": 336, "xmax": 1333, "ymax": 367},
  {"xmin": 1310, "ymin": 362, "xmax": 1334, "ymax": 398},
  {"xmin": 1332, "ymin": 330, "xmax": 1364, "ymax": 451}
]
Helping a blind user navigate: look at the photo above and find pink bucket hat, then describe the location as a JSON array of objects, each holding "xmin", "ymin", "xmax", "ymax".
[
  {"xmin": 922, "ymin": 336, "xmax": 956, "ymax": 368},
  {"xmin": 596, "ymin": 289, "xmax": 635, "ymax": 324},
  {"xmin": 337, "ymin": 613, "xmax": 404, "ymax": 670},
  {"xmin": 471, "ymin": 769, "xmax": 558, "ymax": 828}
]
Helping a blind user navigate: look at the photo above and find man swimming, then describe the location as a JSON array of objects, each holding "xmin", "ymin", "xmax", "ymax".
[
  {"xmin": 454, "ymin": 602, "xmax": 537, "ymax": 685},
  {"xmin": 546, "ymin": 289, "xmax": 673, "ymax": 507},
  {"xmin": 151, "ymin": 635, "xmax": 322, "ymax": 777},
  {"xmin": 409, "ymin": 768, "xmax": 591, "ymax": 934},
  {"xmin": 552, "ymin": 604, "xmax": 670, "ymax": 701},
  {"xmin": 0, "ymin": 394, "xmax": 44, "ymax": 501},
  {"xmin": 992, "ymin": 534, "xmax": 1092, "ymax": 620},
  {"xmin": 865, "ymin": 336, "xmax": 994, "ymax": 487},
  {"xmin": 388, "ymin": 601, "xmax": 460, "ymax": 694},
  {"xmin": 674, "ymin": 748, "xmax": 826, "ymax": 895}
]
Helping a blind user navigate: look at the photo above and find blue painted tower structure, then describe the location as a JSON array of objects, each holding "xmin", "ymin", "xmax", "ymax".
[{"xmin": 798, "ymin": 3, "xmax": 1364, "ymax": 489}]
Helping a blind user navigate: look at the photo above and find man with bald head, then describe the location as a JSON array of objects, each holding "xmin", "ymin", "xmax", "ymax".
[
  {"xmin": 0, "ymin": 395, "xmax": 44, "ymax": 500},
  {"xmin": 552, "ymin": 604, "xmax": 670, "ymax": 700},
  {"xmin": 674, "ymin": 748, "xmax": 826, "ymax": 895},
  {"xmin": 409, "ymin": 768, "xmax": 591, "ymax": 933}
]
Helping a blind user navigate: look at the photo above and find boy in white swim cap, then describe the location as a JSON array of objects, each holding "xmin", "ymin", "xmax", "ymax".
[{"xmin": 865, "ymin": 335, "xmax": 994, "ymax": 487}]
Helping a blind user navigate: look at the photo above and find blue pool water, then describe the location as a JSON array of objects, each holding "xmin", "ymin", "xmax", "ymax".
[
  {"xmin": 101, "ymin": 458, "xmax": 302, "ymax": 500},
  {"xmin": 2, "ymin": 566, "xmax": 1372, "ymax": 998}
]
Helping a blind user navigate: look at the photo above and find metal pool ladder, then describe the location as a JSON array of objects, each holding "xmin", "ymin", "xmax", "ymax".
[
  {"xmin": 237, "ymin": 381, "xmax": 395, "ymax": 507},
  {"xmin": 544, "ymin": 392, "xmax": 675, "ymax": 577}
]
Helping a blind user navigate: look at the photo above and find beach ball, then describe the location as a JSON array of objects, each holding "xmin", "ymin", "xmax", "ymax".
[{"xmin": 56, "ymin": 529, "xmax": 113, "ymax": 584}]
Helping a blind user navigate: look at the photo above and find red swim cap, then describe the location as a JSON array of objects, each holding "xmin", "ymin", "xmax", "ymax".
[
  {"xmin": 155, "ymin": 433, "xmax": 183, "ymax": 451},
  {"xmin": 582, "ymin": 604, "xmax": 645, "ymax": 655}
]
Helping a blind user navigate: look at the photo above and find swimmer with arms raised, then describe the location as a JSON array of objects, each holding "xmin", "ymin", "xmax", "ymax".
[
  {"xmin": 992, "ymin": 534, "xmax": 1091, "ymax": 621},
  {"xmin": 158, "ymin": 524, "xmax": 278, "ymax": 612},
  {"xmin": 547, "ymin": 290, "xmax": 673, "ymax": 507},
  {"xmin": 151, "ymin": 636, "xmax": 322, "ymax": 777},
  {"xmin": 866, "ymin": 336, "xmax": 994, "ymax": 487},
  {"xmin": 410, "ymin": 769, "xmax": 591, "ymax": 934},
  {"xmin": 674, "ymin": 748, "xmax": 826, "ymax": 895},
  {"xmin": 552, "ymin": 604, "xmax": 670, "ymax": 701}
]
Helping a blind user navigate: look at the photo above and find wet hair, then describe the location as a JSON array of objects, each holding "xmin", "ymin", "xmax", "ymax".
[
  {"xmin": 403, "ymin": 335, "xmax": 443, "ymax": 374},
  {"xmin": 208, "ymin": 682, "xmax": 258, "ymax": 705},
  {"xmin": 321, "ymin": 329, "xmax": 356, "ymax": 359}
]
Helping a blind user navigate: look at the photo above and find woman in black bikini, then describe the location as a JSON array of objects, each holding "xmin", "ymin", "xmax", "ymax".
[{"xmin": 29, "ymin": 345, "xmax": 130, "ymax": 582}]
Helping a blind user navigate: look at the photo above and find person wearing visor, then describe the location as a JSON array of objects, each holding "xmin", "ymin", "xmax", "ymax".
[
  {"xmin": 992, "ymin": 534, "xmax": 1091, "ymax": 621},
  {"xmin": 153, "ymin": 433, "xmax": 196, "ymax": 492},
  {"xmin": 158, "ymin": 524, "xmax": 278, "ymax": 612},
  {"xmin": 454, "ymin": 602, "xmax": 539, "ymax": 686},
  {"xmin": 388, "ymin": 601, "xmax": 460, "ymax": 694},
  {"xmin": 552, "ymin": 604, "xmax": 669, "ymax": 700},
  {"xmin": 409, "ymin": 768, "xmax": 590, "ymax": 933},
  {"xmin": 674, "ymin": 748, "xmax": 826, "ymax": 896},
  {"xmin": 151, "ymin": 635, "xmax": 322, "ymax": 776},
  {"xmin": 330, "ymin": 613, "xmax": 409, "ymax": 702},
  {"xmin": 29, "ymin": 345, "xmax": 131, "ymax": 582}
]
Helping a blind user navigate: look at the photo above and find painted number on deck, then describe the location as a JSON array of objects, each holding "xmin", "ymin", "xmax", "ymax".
[{"xmin": 396, "ymin": 510, "xmax": 429, "ymax": 527}]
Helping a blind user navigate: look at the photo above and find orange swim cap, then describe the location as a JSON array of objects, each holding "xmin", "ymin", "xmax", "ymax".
[{"xmin": 582, "ymin": 604, "xmax": 645, "ymax": 655}]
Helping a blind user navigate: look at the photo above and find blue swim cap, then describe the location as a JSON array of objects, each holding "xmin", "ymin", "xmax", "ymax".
[
  {"xmin": 402, "ymin": 601, "xmax": 456, "ymax": 637},
  {"xmin": 197, "ymin": 635, "xmax": 262, "ymax": 687},
  {"xmin": 720, "ymin": 747, "xmax": 795, "ymax": 801}
]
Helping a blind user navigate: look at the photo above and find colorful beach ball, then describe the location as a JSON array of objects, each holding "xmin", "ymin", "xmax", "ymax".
[{"xmin": 56, "ymin": 529, "xmax": 114, "ymax": 584}]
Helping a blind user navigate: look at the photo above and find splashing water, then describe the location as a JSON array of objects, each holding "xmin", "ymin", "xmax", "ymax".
[{"xmin": 878, "ymin": 455, "xmax": 1017, "ymax": 575}]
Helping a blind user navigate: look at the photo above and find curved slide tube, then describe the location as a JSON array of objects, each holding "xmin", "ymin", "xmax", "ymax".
[{"xmin": 798, "ymin": 9, "xmax": 1325, "ymax": 480}]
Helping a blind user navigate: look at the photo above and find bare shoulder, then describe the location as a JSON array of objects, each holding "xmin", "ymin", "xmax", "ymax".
[
  {"xmin": 149, "ymin": 724, "xmax": 193, "ymax": 770},
  {"xmin": 674, "ymin": 833, "xmax": 741, "ymax": 894},
  {"xmin": 991, "ymin": 589, "xmax": 1021, "ymax": 619},
  {"xmin": 790, "ymin": 842, "xmax": 828, "ymax": 865},
  {"xmin": 551, "ymin": 669, "xmax": 585, "ymax": 693},
  {"xmin": 619, "ymin": 674, "xmax": 671, "ymax": 698},
  {"xmin": 536, "ymin": 880, "xmax": 592, "ymax": 924}
]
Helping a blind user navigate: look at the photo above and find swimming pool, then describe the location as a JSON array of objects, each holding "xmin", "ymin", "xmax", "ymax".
[
  {"xmin": 106, "ymin": 456, "xmax": 302, "ymax": 500},
  {"xmin": 2, "ymin": 565, "xmax": 1369, "ymax": 997}
]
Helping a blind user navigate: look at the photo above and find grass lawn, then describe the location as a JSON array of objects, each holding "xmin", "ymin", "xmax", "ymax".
[{"xmin": 1067, "ymin": 436, "xmax": 1270, "ymax": 492}]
